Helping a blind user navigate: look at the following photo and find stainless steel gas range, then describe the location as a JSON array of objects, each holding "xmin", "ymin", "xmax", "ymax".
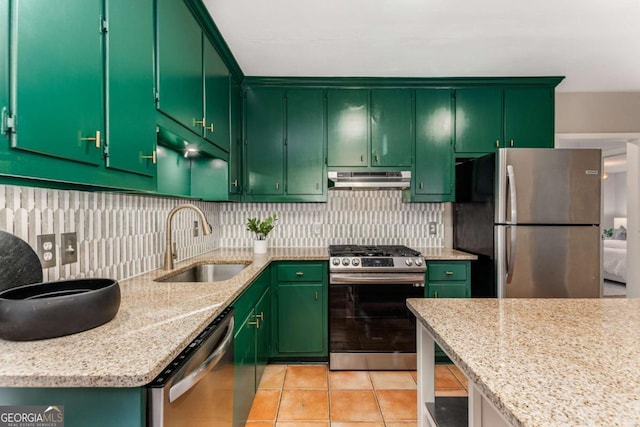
[{"xmin": 329, "ymin": 245, "xmax": 426, "ymax": 370}]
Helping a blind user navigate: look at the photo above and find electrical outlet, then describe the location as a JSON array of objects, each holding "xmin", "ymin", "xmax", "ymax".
[
  {"xmin": 428, "ymin": 222, "xmax": 437, "ymax": 236},
  {"xmin": 193, "ymin": 220, "xmax": 199, "ymax": 237},
  {"xmin": 37, "ymin": 234, "xmax": 57, "ymax": 268},
  {"xmin": 61, "ymin": 232, "xmax": 78, "ymax": 265}
]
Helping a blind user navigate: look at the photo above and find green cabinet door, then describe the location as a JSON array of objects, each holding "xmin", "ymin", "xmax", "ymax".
[
  {"xmin": 245, "ymin": 87, "xmax": 284, "ymax": 195},
  {"xmin": 203, "ymin": 38, "xmax": 230, "ymax": 152},
  {"xmin": 157, "ymin": 0, "xmax": 203, "ymax": 135},
  {"xmin": 228, "ymin": 76, "xmax": 242, "ymax": 195},
  {"xmin": 327, "ymin": 89, "xmax": 368, "ymax": 167},
  {"xmin": 454, "ymin": 87, "xmax": 503, "ymax": 155},
  {"xmin": 255, "ymin": 287, "xmax": 271, "ymax": 386},
  {"xmin": 12, "ymin": 0, "xmax": 104, "ymax": 165},
  {"xmin": 286, "ymin": 88, "xmax": 325, "ymax": 195},
  {"xmin": 233, "ymin": 311, "xmax": 257, "ymax": 427},
  {"xmin": 156, "ymin": 146, "xmax": 191, "ymax": 197},
  {"xmin": 0, "ymin": 0, "xmax": 8, "ymax": 142},
  {"xmin": 504, "ymin": 87, "xmax": 554, "ymax": 148},
  {"xmin": 106, "ymin": 0, "xmax": 156, "ymax": 177},
  {"xmin": 414, "ymin": 89, "xmax": 454, "ymax": 199},
  {"xmin": 370, "ymin": 89, "xmax": 413, "ymax": 167},
  {"xmin": 276, "ymin": 283, "xmax": 325, "ymax": 354},
  {"xmin": 191, "ymin": 156, "xmax": 228, "ymax": 200}
]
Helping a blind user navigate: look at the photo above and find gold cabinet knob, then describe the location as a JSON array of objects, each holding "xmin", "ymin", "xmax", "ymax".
[
  {"xmin": 141, "ymin": 150, "xmax": 157, "ymax": 164},
  {"xmin": 445, "ymin": 271, "xmax": 454, "ymax": 276},
  {"xmin": 81, "ymin": 130, "xmax": 101, "ymax": 148},
  {"xmin": 495, "ymin": 140, "xmax": 500, "ymax": 148}
]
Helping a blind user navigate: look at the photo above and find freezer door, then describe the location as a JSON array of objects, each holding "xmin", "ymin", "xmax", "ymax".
[
  {"xmin": 495, "ymin": 225, "xmax": 601, "ymax": 298},
  {"xmin": 496, "ymin": 148, "xmax": 601, "ymax": 224}
]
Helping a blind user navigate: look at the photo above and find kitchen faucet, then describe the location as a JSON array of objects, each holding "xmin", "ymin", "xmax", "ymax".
[{"xmin": 164, "ymin": 204, "xmax": 212, "ymax": 271}]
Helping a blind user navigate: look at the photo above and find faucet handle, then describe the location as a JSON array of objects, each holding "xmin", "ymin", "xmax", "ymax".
[{"xmin": 171, "ymin": 242, "xmax": 177, "ymax": 260}]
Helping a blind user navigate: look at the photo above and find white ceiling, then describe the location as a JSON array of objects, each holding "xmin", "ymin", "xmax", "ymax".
[{"xmin": 204, "ymin": 0, "xmax": 640, "ymax": 92}]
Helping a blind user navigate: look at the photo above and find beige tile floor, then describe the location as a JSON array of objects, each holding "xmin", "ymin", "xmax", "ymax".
[{"xmin": 245, "ymin": 364, "xmax": 468, "ymax": 427}]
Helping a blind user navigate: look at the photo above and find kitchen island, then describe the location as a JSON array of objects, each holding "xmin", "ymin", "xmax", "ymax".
[{"xmin": 407, "ymin": 298, "xmax": 640, "ymax": 427}]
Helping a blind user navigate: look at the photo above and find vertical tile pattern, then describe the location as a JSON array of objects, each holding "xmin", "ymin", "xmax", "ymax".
[
  {"xmin": 0, "ymin": 184, "xmax": 220, "ymax": 282},
  {"xmin": 219, "ymin": 190, "xmax": 447, "ymax": 248}
]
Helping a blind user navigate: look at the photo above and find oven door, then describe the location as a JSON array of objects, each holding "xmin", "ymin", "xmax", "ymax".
[{"xmin": 329, "ymin": 273, "xmax": 424, "ymax": 370}]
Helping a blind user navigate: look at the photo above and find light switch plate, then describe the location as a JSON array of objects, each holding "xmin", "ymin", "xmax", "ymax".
[
  {"xmin": 37, "ymin": 234, "xmax": 56, "ymax": 268},
  {"xmin": 193, "ymin": 221, "xmax": 199, "ymax": 237},
  {"xmin": 61, "ymin": 232, "xmax": 78, "ymax": 265},
  {"xmin": 428, "ymin": 222, "xmax": 437, "ymax": 236}
]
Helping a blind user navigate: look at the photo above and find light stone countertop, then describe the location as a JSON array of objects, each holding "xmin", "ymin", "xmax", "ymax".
[
  {"xmin": 0, "ymin": 246, "xmax": 475, "ymax": 389},
  {"xmin": 407, "ymin": 298, "xmax": 640, "ymax": 427},
  {"xmin": 416, "ymin": 247, "xmax": 477, "ymax": 261},
  {"xmin": 0, "ymin": 247, "xmax": 328, "ymax": 388}
]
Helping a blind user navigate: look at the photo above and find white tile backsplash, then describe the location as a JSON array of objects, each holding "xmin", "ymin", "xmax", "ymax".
[{"xmin": 0, "ymin": 185, "xmax": 447, "ymax": 282}]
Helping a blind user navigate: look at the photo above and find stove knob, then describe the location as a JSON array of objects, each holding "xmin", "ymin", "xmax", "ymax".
[
  {"xmin": 332, "ymin": 258, "xmax": 341, "ymax": 266},
  {"xmin": 415, "ymin": 258, "xmax": 424, "ymax": 266},
  {"xmin": 342, "ymin": 258, "xmax": 350, "ymax": 266},
  {"xmin": 405, "ymin": 258, "xmax": 413, "ymax": 266},
  {"xmin": 351, "ymin": 258, "xmax": 360, "ymax": 266}
]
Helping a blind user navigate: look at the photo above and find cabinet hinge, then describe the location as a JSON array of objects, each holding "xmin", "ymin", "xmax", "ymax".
[
  {"xmin": 101, "ymin": 18, "xmax": 108, "ymax": 33},
  {"xmin": 1, "ymin": 108, "xmax": 15, "ymax": 134}
]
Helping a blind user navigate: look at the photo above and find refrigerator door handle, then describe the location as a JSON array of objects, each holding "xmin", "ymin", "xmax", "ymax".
[
  {"xmin": 506, "ymin": 164, "xmax": 517, "ymax": 224},
  {"xmin": 505, "ymin": 165, "xmax": 517, "ymax": 284}
]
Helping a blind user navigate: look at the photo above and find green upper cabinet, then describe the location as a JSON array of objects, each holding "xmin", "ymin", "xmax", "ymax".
[
  {"xmin": 106, "ymin": 0, "xmax": 156, "ymax": 177},
  {"xmin": 0, "ymin": 0, "xmax": 8, "ymax": 143},
  {"xmin": 327, "ymin": 89, "xmax": 369, "ymax": 167},
  {"xmin": 228, "ymin": 76, "xmax": 243, "ymax": 195},
  {"xmin": 504, "ymin": 87, "xmax": 554, "ymax": 148},
  {"xmin": 454, "ymin": 87, "xmax": 503, "ymax": 156},
  {"xmin": 245, "ymin": 87, "xmax": 285, "ymax": 195},
  {"xmin": 370, "ymin": 89, "xmax": 413, "ymax": 167},
  {"xmin": 455, "ymin": 85, "xmax": 556, "ymax": 156},
  {"xmin": 404, "ymin": 89, "xmax": 454, "ymax": 202},
  {"xmin": 156, "ymin": 0, "xmax": 231, "ymax": 155},
  {"xmin": 156, "ymin": 0, "xmax": 203, "ymax": 136},
  {"xmin": 203, "ymin": 38, "xmax": 230, "ymax": 152},
  {"xmin": 286, "ymin": 88, "xmax": 325, "ymax": 196},
  {"xmin": 11, "ymin": 0, "xmax": 104, "ymax": 165}
]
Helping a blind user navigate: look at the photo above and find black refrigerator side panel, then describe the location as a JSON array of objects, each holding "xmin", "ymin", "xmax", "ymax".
[{"xmin": 454, "ymin": 155, "xmax": 498, "ymax": 297}]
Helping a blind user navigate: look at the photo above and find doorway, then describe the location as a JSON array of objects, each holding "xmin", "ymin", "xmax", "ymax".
[{"xmin": 556, "ymin": 133, "xmax": 640, "ymax": 298}]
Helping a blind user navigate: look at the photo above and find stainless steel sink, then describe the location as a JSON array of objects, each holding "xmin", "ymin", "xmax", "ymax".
[{"xmin": 156, "ymin": 263, "xmax": 248, "ymax": 283}]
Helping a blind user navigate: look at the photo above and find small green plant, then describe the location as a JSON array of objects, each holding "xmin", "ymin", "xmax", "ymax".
[{"xmin": 246, "ymin": 214, "xmax": 278, "ymax": 240}]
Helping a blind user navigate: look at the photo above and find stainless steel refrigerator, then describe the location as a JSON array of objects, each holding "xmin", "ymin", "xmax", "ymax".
[{"xmin": 454, "ymin": 148, "xmax": 602, "ymax": 298}]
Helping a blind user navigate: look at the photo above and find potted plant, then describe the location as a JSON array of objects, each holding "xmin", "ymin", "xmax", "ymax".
[{"xmin": 246, "ymin": 214, "xmax": 278, "ymax": 253}]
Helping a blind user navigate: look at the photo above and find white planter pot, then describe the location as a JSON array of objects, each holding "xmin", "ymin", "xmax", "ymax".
[{"xmin": 253, "ymin": 240, "xmax": 268, "ymax": 254}]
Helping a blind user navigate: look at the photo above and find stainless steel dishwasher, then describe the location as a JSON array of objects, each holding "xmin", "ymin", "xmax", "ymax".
[{"xmin": 148, "ymin": 307, "xmax": 234, "ymax": 427}]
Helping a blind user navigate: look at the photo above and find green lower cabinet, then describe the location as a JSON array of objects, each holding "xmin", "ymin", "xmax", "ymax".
[
  {"xmin": 271, "ymin": 262, "xmax": 328, "ymax": 358},
  {"xmin": 425, "ymin": 261, "xmax": 471, "ymax": 362},
  {"xmin": 0, "ymin": 387, "xmax": 145, "ymax": 427},
  {"xmin": 233, "ymin": 269, "xmax": 271, "ymax": 427}
]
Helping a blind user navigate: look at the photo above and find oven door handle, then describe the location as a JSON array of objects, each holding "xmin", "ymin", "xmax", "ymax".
[
  {"xmin": 330, "ymin": 273, "xmax": 425, "ymax": 285},
  {"xmin": 169, "ymin": 317, "xmax": 234, "ymax": 403}
]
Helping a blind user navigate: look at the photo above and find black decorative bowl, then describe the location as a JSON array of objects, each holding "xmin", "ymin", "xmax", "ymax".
[{"xmin": 0, "ymin": 278, "xmax": 120, "ymax": 341}]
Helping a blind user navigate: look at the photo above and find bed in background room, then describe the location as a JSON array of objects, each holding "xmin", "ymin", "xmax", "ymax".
[{"xmin": 603, "ymin": 217, "xmax": 627, "ymax": 284}]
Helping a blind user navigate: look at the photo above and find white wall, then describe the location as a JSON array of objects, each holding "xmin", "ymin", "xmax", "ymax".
[{"xmin": 603, "ymin": 172, "xmax": 628, "ymax": 229}]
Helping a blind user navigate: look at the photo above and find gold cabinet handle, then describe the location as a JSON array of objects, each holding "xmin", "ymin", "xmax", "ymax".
[
  {"xmin": 360, "ymin": 154, "xmax": 364, "ymax": 163},
  {"xmin": 445, "ymin": 271, "xmax": 454, "ymax": 276},
  {"xmin": 141, "ymin": 150, "xmax": 157, "ymax": 164},
  {"xmin": 419, "ymin": 182, "xmax": 424, "ymax": 190},
  {"xmin": 193, "ymin": 117, "xmax": 205, "ymax": 127},
  {"xmin": 314, "ymin": 291, "xmax": 318, "ymax": 300},
  {"xmin": 256, "ymin": 312, "xmax": 264, "ymax": 321},
  {"xmin": 248, "ymin": 320, "xmax": 259, "ymax": 329},
  {"xmin": 232, "ymin": 179, "xmax": 238, "ymax": 187},
  {"xmin": 434, "ymin": 291, "xmax": 438, "ymax": 298},
  {"xmin": 81, "ymin": 130, "xmax": 100, "ymax": 148},
  {"xmin": 206, "ymin": 123, "xmax": 214, "ymax": 132},
  {"xmin": 510, "ymin": 139, "xmax": 514, "ymax": 147},
  {"xmin": 495, "ymin": 139, "xmax": 500, "ymax": 148},
  {"xmin": 375, "ymin": 153, "xmax": 380, "ymax": 163},
  {"xmin": 275, "ymin": 182, "xmax": 280, "ymax": 190},
  {"xmin": 295, "ymin": 272, "xmax": 304, "ymax": 276}
]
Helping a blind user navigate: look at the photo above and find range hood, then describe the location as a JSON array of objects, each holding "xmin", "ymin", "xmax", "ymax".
[{"xmin": 328, "ymin": 171, "xmax": 411, "ymax": 190}]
